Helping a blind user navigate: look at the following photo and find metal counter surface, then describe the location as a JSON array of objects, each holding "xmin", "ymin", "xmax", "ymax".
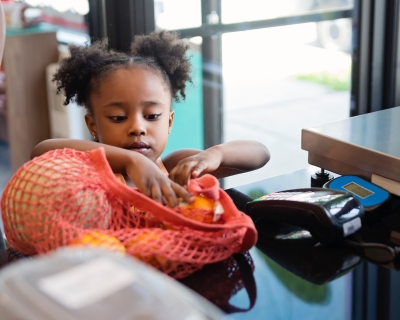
[
  {"xmin": 303, "ymin": 107, "xmax": 400, "ymax": 156},
  {"xmin": 301, "ymin": 107, "xmax": 400, "ymax": 182}
]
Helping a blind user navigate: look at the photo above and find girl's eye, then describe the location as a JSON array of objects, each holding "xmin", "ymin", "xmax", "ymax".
[
  {"xmin": 109, "ymin": 116, "xmax": 126, "ymax": 122},
  {"xmin": 145, "ymin": 114, "xmax": 161, "ymax": 121}
]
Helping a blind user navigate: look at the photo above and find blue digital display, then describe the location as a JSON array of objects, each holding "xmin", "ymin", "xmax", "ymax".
[
  {"xmin": 342, "ymin": 182, "xmax": 373, "ymax": 198},
  {"xmin": 326, "ymin": 175, "xmax": 389, "ymax": 208}
]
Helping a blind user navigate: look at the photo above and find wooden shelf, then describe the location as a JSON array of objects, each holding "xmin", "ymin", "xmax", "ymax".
[{"xmin": 3, "ymin": 31, "xmax": 59, "ymax": 171}]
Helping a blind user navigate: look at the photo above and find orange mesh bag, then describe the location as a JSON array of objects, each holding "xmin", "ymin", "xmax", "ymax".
[{"xmin": 1, "ymin": 148, "xmax": 258, "ymax": 278}]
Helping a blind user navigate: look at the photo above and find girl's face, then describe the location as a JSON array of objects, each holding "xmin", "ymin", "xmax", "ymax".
[{"xmin": 85, "ymin": 67, "xmax": 174, "ymax": 163}]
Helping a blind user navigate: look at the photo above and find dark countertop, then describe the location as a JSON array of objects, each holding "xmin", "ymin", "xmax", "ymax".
[
  {"xmin": 2, "ymin": 167, "xmax": 400, "ymax": 319},
  {"xmin": 179, "ymin": 168, "xmax": 355, "ymax": 319},
  {"xmin": 182, "ymin": 167, "xmax": 400, "ymax": 320}
]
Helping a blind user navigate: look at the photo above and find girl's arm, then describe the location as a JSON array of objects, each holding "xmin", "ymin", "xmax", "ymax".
[
  {"xmin": 32, "ymin": 139, "xmax": 136, "ymax": 174},
  {"xmin": 32, "ymin": 139, "xmax": 194, "ymax": 207},
  {"xmin": 164, "ymin": 140, "xmax": 270, "ymax": 186}
]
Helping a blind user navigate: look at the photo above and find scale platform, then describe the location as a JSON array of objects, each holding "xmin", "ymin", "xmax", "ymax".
[{"xmin": 301, "ymin": 107, "xmax": 400, "ymax": 196}]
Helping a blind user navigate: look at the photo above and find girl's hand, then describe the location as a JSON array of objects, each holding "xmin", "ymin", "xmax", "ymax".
[
  {"xmin": 125, "ymin": 155, "xmax": 194, "ymax": 208},
  {"xmin": 169, "ymin": 148, "xmax": 223, "ymax": 186},
  {"xmin": 31, "ymin": 139, "xmax": 199, "ymax": 207}
]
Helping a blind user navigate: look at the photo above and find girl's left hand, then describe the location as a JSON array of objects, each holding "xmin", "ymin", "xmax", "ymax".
[{"xmin": 169, "ymin": 148, "xmax": 222, "ymax": 186}]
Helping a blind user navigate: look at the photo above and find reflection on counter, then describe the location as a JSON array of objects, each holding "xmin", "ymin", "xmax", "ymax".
[
  {"xmin": 255, "ymin": 222, "xmax": 362, "ymax": 287},
  {"xmin": 343, "ymin": 197, "xmax": 400, "ymax": 265},
  {"xmin": 261, "ymin": 252, "xmax": 331, "ymax": 304},
  {"xmin": 180, "ymin": 252, "xmax": 256, "ymax": 314}
]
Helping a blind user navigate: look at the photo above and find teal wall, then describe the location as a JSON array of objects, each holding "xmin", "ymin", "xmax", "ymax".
[{"xmin": 163, "ymin": 50, "xmax": 204, "ymax": 155}]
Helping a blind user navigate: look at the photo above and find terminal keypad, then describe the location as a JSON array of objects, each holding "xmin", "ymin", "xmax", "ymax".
[{"xmin": 259, "ymin": 192, "xmax": 306, "ymax": 201}]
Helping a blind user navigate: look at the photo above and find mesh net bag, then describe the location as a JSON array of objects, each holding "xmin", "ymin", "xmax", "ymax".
[{"xmin": 1, "ymin": 148, "xmax": 257, "ymax": 279}]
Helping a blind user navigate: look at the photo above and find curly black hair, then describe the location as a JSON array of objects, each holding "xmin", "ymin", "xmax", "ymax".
[{"xmin": 53, "ymin": 30, "xmax": 192, "ymax": 112}]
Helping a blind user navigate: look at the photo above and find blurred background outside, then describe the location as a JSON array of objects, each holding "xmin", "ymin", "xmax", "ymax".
[
  {"xmin": 0, "ymin": 0, "xmax": 353, "ymax": 193},
  {"xmin": 0, "ymin": 2, "xmax": 362, "ymax": 319}
]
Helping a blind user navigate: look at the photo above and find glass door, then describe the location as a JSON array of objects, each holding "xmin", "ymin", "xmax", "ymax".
[
  {"xmin": 155, "ymin": 0, "xmax": 354, "ymax": 188},
  {"xmin": 220, "ymin": 0, "xmax": 353, "ymax": 188}
]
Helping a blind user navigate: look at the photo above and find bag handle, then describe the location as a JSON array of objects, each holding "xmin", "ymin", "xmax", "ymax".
[{"xmin": 219, "ymin": 253, "xmax": 257, "ymax": 314}]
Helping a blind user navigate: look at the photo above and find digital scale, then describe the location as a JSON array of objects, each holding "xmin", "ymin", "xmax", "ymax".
[{"xmin": 301, "ymin": 107, "xmax": 400, "ymax": 197}]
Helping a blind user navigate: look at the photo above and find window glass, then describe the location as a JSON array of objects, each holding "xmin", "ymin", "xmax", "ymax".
[
  {"xmin": 221, "ymin": 0, "xmax": 354, "ymax": 24},
  {"xmin": 152, "ymin": 0, "xmax": 354, "ymax": 188},
  {"xmin": 222, "ymin": 21, "xmax": 352, "ymax": 188},
  {"xmin": 155, "ymin": 0, "xmax": 202, "ymax": 30}
]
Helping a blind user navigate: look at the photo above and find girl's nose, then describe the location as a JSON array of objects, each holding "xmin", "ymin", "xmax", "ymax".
[{"xmin": 128, "ymin": 117, "xmax": 146, "ymax": 136}]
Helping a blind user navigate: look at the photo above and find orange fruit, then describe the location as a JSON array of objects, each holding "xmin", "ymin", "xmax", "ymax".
[
  {"xmin": 181, "ymin": 195, "xmax": 215, "ymax": 211},
  {"xmin": 179, "ymin": 195, "xmax": 218, "ymax": 223},
  {"xmin": 69, "ymin": 231, "xmax": 126, "ymax": 254},
  {"xmin": 125, "ymin": 231, "xmax": 159, "ymax": 248},
  {"xmin": 125, "ymin": 231, "xmax": 176, "ymax": 270},
  {"xmin": 114, "ymin": 173, "xmax": 126, "ymax": 184}
]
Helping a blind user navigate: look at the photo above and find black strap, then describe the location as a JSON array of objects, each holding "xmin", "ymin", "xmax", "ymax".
[{"xmin": 219, "ymin": 253, "xmax": 257, "ymax": 313}]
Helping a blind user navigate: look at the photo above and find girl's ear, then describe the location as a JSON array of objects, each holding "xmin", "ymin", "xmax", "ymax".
[
  {"xmin": 168, "ymin": 110, "xmax": 174, "ymax": 134},
  {"xmin": 85, "ymin": 113, "xmax": 98, "ymax": 140}
]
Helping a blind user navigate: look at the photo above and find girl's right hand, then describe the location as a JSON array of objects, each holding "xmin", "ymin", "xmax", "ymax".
[{"xmin": 125, "ymin": 155, "xmax": 195, "ymax": 208}]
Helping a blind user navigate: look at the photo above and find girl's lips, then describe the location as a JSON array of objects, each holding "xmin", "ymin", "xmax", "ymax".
[
  {"xmin": 127, "ymin": 141, "xmax": 149, "ymax": 148},
  {"xmin": 129, "ymin": 147, "xmax": 149, "ymax": 154},
  {"xmin": 126, "ymin": 142, "xmax": 150, "ymax": 154}
]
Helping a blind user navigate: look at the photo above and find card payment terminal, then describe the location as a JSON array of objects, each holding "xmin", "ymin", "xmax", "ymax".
[{"xmin": 246, "ymin": 188, "xmax": 365, "ymax": 244}]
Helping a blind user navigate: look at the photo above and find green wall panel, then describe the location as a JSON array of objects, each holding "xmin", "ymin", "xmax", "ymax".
[{"xmin": 163, "ymin": 50, "xmax": 204, "ymax": 155}]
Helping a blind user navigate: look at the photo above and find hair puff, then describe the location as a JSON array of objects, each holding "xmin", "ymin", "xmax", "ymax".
[{"xmin": 131, "ymin": 30, "xmax": 192, "ymax": 101}]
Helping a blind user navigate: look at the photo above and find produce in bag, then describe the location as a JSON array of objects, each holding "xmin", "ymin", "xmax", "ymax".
[{"xmin": 1, "ymin": 148, "xmax": 257, "ymax": 278}]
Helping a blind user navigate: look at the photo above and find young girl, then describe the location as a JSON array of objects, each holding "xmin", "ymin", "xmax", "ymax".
[{"xmin": 32, "ymin": 31, "xmax": 270, "ymax": 208}]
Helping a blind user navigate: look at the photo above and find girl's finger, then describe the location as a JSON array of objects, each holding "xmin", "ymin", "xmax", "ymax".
[
  {"xmin": 172, "ymin": 183, "xmax": 195, "ymax": 205},
  {"xmin": 170, "ymin": 166, "xmax": 190, "ymax": 186},
  {"xmin": 150, "ymin": 184, "xmax": 163, "ymax": 205},
  {"xmin": 137, "ymin": 183, "xmax": 152, "ymax": 198},
  {"xmin": 182, "ymin": 162, "xmax": 202, "ymax": 183},
  {"xmin": 168, "ymin": 167, "xmax": 179, "ymax": 184},
  {"xmin": 191, "ymin": 168, "xmax": 200, "ymax": 178},
  {"xmin": 190, "ymin": 163, "xmax": 206, "ymax": 180},
  {"xmin": 160, "ymin": 184, "xmax": 179, "ymax": 207}
]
